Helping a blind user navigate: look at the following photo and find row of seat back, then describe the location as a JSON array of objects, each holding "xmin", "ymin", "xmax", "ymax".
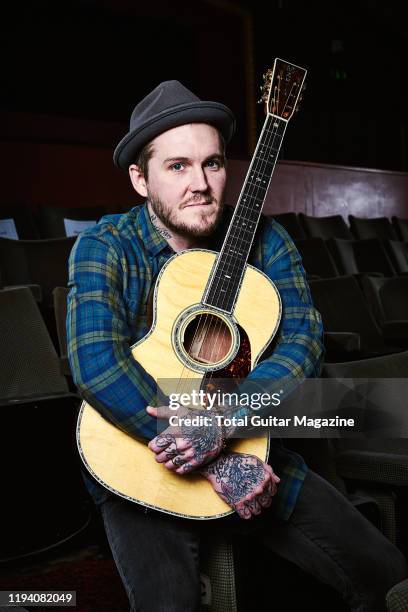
[
  {"xmin": 1, "ymin": 239, "xmax": 406, "ymax": 363},
  {"xmin": 362, "ymin": 276, "xmax": 408, "ymax": 336},
  {"xmin": 308, "ymin": 275, "xmax": 408, "ymax": 360},
  {"xmin": 0, "ymin": 235, "xmax": 76, "ymax": 305},
  {"xmin": 274, "ymin": 212, "xmax": 408, "ymax": 242},
  {"xmin": 292, "ymin": 236, "xmax": 408, "ymax": 278},
  {"xmin": 2, "ymin": 201, "xmax": 408, "ymax": 241},
  {"xmin": 51, "ymin": 278, "xmax": 408, "ymax": 373},
  {"xmin": 0, "ymin": 203, "xmax": 127, "ymax": 240}
]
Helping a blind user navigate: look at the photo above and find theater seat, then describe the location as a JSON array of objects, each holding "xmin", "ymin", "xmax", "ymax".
[
  {"xmin": 361, "ymin": 276, "xmax": 408, "ymax": 347},
  {"xmin": 299, "ymin": 213, "xmax": 353, "ymax": 240},
  {"xmin": 0, "ymin": 236, "xmax": 76, "ymax": 306},
  {"xmin": 272, "ymin": 212, "xmax": 307, "ymax": 239},
  {"xmin": 0, "ymin": 287, "xmax": 90, "ymax": 561},
  {"xmin": 294, "ymin": 238, "xmax": 339, "ymax": 279},
  {"xmin": 0, "ymin": 203, "xmax": 40, "ymax": 240},
  {"xmin": 308, "ymin": 275, "xmax": 403, "ymax": 359},
  {"xmin": 37, "ymin": 205, "xmax": 106, "ymax": 238},
  {"xmin": 323, "ymin": 350, "xmax": 408, "ymax": 547},
  {"xmin": 327, "ymin": 238, "xmax": 396, "ymax": 278},
  {"xmin": 385, "ymin": 240, "xmax": 408, "ymax": 275},
  {"xmin": 348, "ymin": 215, "xmax": 398, "ymax": 241},
  {"xmin": 392, "ymin": 216, "xmax": 408, "ymax": 241}
]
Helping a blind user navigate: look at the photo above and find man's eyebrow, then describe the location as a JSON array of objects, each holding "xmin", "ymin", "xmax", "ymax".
[{"xmin": 162, "ymin": 154, "xmax": 224, "ymax": 165}]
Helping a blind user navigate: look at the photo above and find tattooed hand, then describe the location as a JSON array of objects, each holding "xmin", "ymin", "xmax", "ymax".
[
  {"xmin": 199, "ymin": 452, "xmax": 280, "ymax": 519},
  {"xmin": 146, "ymin": 405, "xmax": 225, "ymax": 474}
]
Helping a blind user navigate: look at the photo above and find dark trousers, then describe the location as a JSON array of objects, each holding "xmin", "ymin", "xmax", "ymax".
[{"xmin": 99, "ymin": 470, "xmax": 408, "ymax": 612}]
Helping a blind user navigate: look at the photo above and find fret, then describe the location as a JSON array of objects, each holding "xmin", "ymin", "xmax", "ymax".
[
  {"xmin": 229, "ymin": 230, "xmax": 255, "ymax": 242},
  {"xmin": 236, "ymin": 197, "xmax": 263, "ymax": 212},
  {"xmin": 213, "ymin": 256, "xmax": 246, "ymax": 277},
  {"xmin": 238, "ymin": 199, "xmax": 263, "ymax": 212},
  {"xmin": 264, "ymin": 123, "xmax": 285, "ymax": 135},
  {"xmin": 227, "ymin": 227, "xmax": 254, "ymax": 241},
  {"xmin": 251, "ymin": 159, "xmax": 275, "ymax": 173},
  {"xmin": 244, "ymin": 182, "xmax": 268, "ymax": 192},
  {"xmin": 231, "ymin": 216, "xmax": 254, "ymax": 236}
]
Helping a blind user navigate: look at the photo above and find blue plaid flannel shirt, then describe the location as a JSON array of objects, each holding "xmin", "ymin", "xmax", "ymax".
[{"xmin": 67, "ymin": 202, "xmax": 324, "ymax": 521}]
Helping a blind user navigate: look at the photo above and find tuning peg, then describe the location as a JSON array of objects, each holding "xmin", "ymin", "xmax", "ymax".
[{"xmin": 301, "ymin": 82, "xmax": 307, "ymax": 91}]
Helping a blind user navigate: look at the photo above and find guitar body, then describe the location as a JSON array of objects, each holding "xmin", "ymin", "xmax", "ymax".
[{"xmin": 77, "ymin": 249, "xmax": 281, "ymax": 519}]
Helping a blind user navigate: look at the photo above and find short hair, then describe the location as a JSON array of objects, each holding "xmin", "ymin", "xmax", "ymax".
[
  {"xmin": 134, "ymin": 142, "xmax": 155, "ymax": 182},
  {"xmin": 133, "ymin": 127, "xmax": 226, "ymax": 181}
]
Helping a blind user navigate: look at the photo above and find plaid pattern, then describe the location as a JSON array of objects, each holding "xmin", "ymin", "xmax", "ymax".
[{"xmin": 67, "ymin": 203, "xmax": 324, "ymax": 521}]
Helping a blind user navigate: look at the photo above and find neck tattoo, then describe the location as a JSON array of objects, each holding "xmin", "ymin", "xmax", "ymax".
[{"xmin": 150, "ymin": 213, "xmax": 172, "ymax": 239}]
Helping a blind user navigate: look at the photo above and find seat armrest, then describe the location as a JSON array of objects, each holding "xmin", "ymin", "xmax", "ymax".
[
  {"xmin": 381, "ymin": 321, "xmax": 408, "ymax": 343},
  {"xmin": 324, "ymin": 331, "xmax": 361, "ymax": 353}
]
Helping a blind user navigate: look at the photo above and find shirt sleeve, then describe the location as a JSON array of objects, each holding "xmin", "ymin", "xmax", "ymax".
[
  {"xmin": 66, "ymin": 229, "xmax": 158, "ymax": 442},
  {"xmin": 231, "ymin": 217, "xmax": 325, "ymax": 419}
]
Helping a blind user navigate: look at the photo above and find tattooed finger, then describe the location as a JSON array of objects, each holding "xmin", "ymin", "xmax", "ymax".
[
  {"xmin": 257, "ymin": 487, "xmax": 273, "ymax": 508},
  {"xmin": 172, "ymin": 455, "xmax": 187, "ymax": 467},
  {"xmin": 246, "ymin": 497, "xmax": 262, "ymax": 516},
  {"xmin": 164, "ymin": 459, "xmax": 184, "ymax": 471},
  {"xmin": 154, "ymin": 443, "xmax": 179, "ymax": 463},
  {"xmin": 176, "ymin": 461, "xmax": 194, "ymax": 474},
  {"xmin": 149, "ymin": 434, "xmax": 175, "ymax": 452},
  {"xmin": 259, "ymin": 479, "xmax": 276, "ymax": 506},
  {"xmin": 237, "ymin": 503, "xmax": 252, "ymax": 520}
]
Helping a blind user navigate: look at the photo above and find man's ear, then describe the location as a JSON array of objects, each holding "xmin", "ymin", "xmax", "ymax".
[{"xmin": 129, "ymin": 164, "xmax": 148, "ymax": 198}]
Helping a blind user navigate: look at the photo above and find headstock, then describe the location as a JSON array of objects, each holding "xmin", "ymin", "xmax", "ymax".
[{"xmin": 259, "ymin": 58, "xmax": 307, "ymax": 120}]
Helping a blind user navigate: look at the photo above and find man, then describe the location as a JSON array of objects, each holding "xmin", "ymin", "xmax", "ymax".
[{"xmin": 67, "ymin": 80, "xmax": 407, "ymax": 611}]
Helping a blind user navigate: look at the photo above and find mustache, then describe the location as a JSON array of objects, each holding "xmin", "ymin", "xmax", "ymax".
[{"xmin": 182, "ymin": 194, "xmax": 215, "ymax": 207}]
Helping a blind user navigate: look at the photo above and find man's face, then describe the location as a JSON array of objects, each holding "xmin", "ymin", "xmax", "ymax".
[{"xmin": 143, "ymin": 123, "xmax": 227, "ymax": 238}]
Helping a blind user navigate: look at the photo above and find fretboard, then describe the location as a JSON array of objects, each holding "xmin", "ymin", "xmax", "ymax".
[{"xmin": 202, "ymin": 114, "xmax": 287, "ymax": 312}]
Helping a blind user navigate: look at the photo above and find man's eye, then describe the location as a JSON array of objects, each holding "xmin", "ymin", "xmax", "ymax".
[
  {"xmin": 170, "ymin": 162, "xmax": 184, "ymax": 171},
  {"xmin": 206, "ymin": 159, "xmax": 220, "ymax": 168}
]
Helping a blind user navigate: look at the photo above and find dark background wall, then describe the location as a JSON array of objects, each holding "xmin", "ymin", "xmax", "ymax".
[{"xmin": 1, "ymin": 0, "xmax": 408, "ymax": 214}]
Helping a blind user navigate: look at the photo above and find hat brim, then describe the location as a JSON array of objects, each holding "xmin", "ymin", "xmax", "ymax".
[{"xmin": 113, "ymin": 101, "xmax": 236, "ymax": 170}]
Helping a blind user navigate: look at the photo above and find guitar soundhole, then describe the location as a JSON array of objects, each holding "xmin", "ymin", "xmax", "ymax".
[{"xmin": 183, "ymin": 314, "xmax": 232, "ymax": 365}]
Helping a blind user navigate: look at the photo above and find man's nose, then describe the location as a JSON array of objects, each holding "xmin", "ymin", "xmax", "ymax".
[{"xmin": 189, "ymin": 165, "xmax": 209, "ymax": 192}]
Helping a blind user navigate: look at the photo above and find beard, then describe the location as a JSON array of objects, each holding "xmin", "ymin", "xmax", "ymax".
[{"xmin": 147, "ymin": 188, "xmax": 225, "ymax": 239}]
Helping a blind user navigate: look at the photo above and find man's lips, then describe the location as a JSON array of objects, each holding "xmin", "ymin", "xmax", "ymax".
[{"xmin": 183, "ymin": 201, "xmax": 214, "ymax": 208}]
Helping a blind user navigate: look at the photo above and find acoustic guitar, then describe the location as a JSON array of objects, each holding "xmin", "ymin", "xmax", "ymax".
[{"xmin": 77, "ymin": 58, "xmax": 307, "ymax": 519}]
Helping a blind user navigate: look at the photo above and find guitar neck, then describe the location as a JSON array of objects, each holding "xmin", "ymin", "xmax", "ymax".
[{"xmin": 202, "ymin": 114, "xmax": 287, "ymax": 313}]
